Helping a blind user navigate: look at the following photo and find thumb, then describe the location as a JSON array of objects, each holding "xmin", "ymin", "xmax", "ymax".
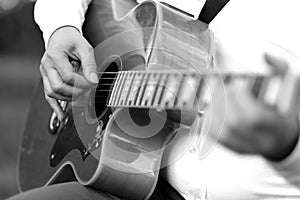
[
  {"xmin": 264, "ymin": 53, "xmax": 288, "ymax": 76},
  {"xmin": 76, "ymin": 43, "xmax": 99, "ymax": 85}
]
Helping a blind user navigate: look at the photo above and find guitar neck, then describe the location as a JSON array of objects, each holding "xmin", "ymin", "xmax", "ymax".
[{"xmin": 107, "ymin": 70, "xmax": 300, "ymax": 115}]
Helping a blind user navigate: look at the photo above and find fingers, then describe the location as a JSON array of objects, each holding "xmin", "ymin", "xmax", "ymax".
[
  {"xmin": 45, "ymin": 95, "xmax": 64, "ymax": 120},
  {"xmin": 40, "ymin": 70, "xmax": 65, "ymax": 120},
  {"xmin": 46, "ymin": 67, "xmax": 85, "ymax": 98},
  {"xmin": 40, "ymin": 27, "xmax": 99, "ymax": 120},
  {"xmin": 40, "ymin": 60, "xmax": 85, "ymax": 98},
  {"xmin": 264, "ymin": 53, "xmax": 288, "ymax": 75},
  {"xmin": 40, "ymin": 65, "xmax": 83, "ymax": 120},
  {"xmin": 40, "ymin": 65, "xmax": 70, "ymax": 99},
  {"xmin": 75, "ymin": 39, "xmax": 99, "ymax": 85},
  {"xmin": 222, "ymin": 81, "xmax": 268, "ymax": 129},
  {"xmin": 41, "ymin": 52, "xmax": 91, "ymax": 89},
  {"xmin": 55, "ymin": 55, "xmax": 92, "ymax": 89}
]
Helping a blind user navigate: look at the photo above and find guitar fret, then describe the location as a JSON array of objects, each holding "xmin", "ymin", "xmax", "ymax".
[
  {"xmin": 108, "ymin": 72, "xmax": 122, "ymax": 106},
  {"xmin": 141, "ymin": 72, "xmax": 160, "ymax": 107},
  {"xmin": 173, "ymin": 74, "xmax": 185, "ymax": 107},
  {"xmin": 118, "ymin": 72, "xmax": 134, "ymax": 106},
  {"xmin": 160, "ymin": 74, "xmax": 171, "ymax": 107},
  {"xmin": 129, "ymin": 72, "xmax": 143, "ymax": 106},
  {"xmin": 124, "ymin": 72, "xmax": 137, "ymax": 106},
  {"xmin": 251, "ymin": 76, "xmax": 264, "ymax": 99},
  {"xmin": 161, "ymin": 73, "xmax": 182, "ymax": 108},
  {"xmin": 154, "ymin": 73, "xmax": 168, "ymax": 107},
  {"xmin": 195, "ymin": 76, "xmax": 205, "ymax": 106},
  {"xmin": 111, "ymin": 72, "xmax": 122, "ymax": 106},
  {"xmin": 150, "ymin": 73, "xmax": 162, "ymax": 107},
  {"xmin": 134, "ymin": 72, "xmax": 147, "ymax": 106},
  {"xmin": 138, "ymin": 73, "xmax": 151, "ymax": 106},
  {"xmin": 111, "ymin": 72, "xmax": 124, "ymax": 106},
  {"xmin": 114, "ymin": 71, "xmax": 127, "ymax": 106},
  {"xmin": 177, "ymin": 74, "xmax": 198, "ymax": 108},
  {"xmin": 151, "ymin": 73, "xmax": 163, "ymax": 106}
]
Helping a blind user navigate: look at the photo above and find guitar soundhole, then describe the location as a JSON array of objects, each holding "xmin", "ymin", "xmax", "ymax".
[
  {"xmin": 94, "ymin": 62, "xmax": 118, "ymax": 118},
  {"xmin": 82, "ymin": 61, "xmax": 119, "ymax": 153},
  {"xmin": 87, "ymin": 61, "xmax": 119, "ymax": 122}
]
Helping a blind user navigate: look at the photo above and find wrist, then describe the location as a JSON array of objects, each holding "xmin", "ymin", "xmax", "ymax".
[
  {"xmin": 47, "ymin": 25, "xmax": 82, "ymax": 48},
  {"xmin": 263, "ymin": 116, "xmax": 299, "ymax": 162}
]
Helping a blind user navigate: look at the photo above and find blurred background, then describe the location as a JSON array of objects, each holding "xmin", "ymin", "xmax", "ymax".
[{"xmin": 0, "ymin": 0, "xmax": 44, "ymax": 199}]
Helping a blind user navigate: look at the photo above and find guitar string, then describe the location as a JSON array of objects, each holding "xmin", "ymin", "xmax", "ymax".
[
  {"xmin": 72, "ymin": 78, "xmax": 266, "ymax": 103},
  {"xmin": 91, "ymin": 75, "xmax": 263, "ymax": 79},
  {"xmin": 81, "ymin": 74, "xmax": 266, "ymax": 81},
  {"xmin": 71, "ymin": 76, "xmax": 270, "ymax": 101},
  {"xmin": 90, "ymin": 84, "xmax": 262, "ymax": 96},
  {"xmin": 88, "ymin": 77, "xmax": 262, "ymax": 93},
  {"xmin": 80, "ymin": 77, "xmax": 262, "ymax": 88},
  {"xmin": 83, "ymin": 84, "xmax": 211, "ymax": 99},
  {"xmin": 92, "ymin": 71, "xmax": 269, "ymax": 76}
]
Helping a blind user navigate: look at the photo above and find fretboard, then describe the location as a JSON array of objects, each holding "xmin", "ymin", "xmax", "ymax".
[{"xmin": 107, "ymin": 70, "xmax": 298, "ymax": 114}]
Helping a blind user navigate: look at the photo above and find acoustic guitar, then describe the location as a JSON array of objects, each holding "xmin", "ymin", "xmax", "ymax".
[
  {"xmin": 18, "ymin": 0, "xmax": 300, "ymax": 200},
  {"xmin": 19, "ymin": 1, "xmax": 215, "ymax": 199}
]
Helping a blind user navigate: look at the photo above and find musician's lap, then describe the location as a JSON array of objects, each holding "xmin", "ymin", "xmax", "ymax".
[{"xmin": 7, "ymin": 183, "xmax": 120, "ymax": 200}]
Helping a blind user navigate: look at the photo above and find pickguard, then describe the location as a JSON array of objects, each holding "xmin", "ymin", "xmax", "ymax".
[
  {"xmin": 49, "ymin": 62, "xmax": 117, "ymax": 168},
  {"xmin": 49, "ymin": 107, "xmax": 89, "ymax": 167}
]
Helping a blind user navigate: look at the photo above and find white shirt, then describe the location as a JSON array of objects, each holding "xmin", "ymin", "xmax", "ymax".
[
  {"xmin": 34, "ymin": 0, "xmax": 92, "ymax": 46},
  {"xmin": 34, "ymin": 0, "xmax": 300, "ymax": 199}
]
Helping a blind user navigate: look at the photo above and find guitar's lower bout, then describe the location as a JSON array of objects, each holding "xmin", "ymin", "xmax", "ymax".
[
  {"xmin": 19, "ymin": 81, "xmax": 178, "ymax": 200},
  {"xmin": 18, "ymin": 80, "xmax": 100, "ymax": 191},
  {"xmin": 90, "ymin": 107, "xmax": 179, "ymax": 200},
  {"xmin": 19, "ymin": 58, "xmax": 118, "ymax": 186},
  {"xmin": 19, "ymin": 58, "xmax": 177, "ymax": 199}
]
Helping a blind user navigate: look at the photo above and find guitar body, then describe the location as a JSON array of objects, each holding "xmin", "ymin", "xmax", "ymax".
[
  {"xmin": 19, "ymin": 1, "xmax": 214, "ymax": 199},
  {"xmin": 19, "ymin": 78, "xmax": 178, "ymax": 200}
]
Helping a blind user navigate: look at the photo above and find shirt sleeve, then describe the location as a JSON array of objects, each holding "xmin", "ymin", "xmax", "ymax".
[
  {"xmin": 34, "ymin": 0, "xmax": 92, "ymax": 48},
  {"xmin": 270, "ymin": 114, "xmax": 300, "ymax": 182}
]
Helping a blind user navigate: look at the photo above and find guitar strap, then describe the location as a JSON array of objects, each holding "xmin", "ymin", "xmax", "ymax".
[
  {"xmin": 83, "ymin": 0, "xmax": 230, "ymax": 47},
  {"xmin": 198, "ymin": 0, "xmax": 230, "ymax": 24}
]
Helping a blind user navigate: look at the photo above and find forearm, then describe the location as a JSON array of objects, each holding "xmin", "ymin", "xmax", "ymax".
[{"xmin": 34, "ymin": 0, "xmax": 92, "ymax": 48}]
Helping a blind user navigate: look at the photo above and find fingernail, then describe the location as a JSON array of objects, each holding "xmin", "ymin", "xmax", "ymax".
[{"xmin": 90, "ymin": 73, "xmax": 99, "ymax": 84}]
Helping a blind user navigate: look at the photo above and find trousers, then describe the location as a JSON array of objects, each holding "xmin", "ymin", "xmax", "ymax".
[
  {"xmin": 8, "ymin": 175, "xmax": 185, "ymax": 200},
  {"xmin": 7, "ymin": 182, "xmax": 119, "ymax": 200}
]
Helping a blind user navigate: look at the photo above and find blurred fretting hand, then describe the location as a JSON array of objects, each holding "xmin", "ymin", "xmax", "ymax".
[
  {"xmin": 209, "ymin": 54, "xmax": 299, "ymax": 161},
  {"xmin": 39, "ymin": 26, "xmax": 98, "ymax": 120}
]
